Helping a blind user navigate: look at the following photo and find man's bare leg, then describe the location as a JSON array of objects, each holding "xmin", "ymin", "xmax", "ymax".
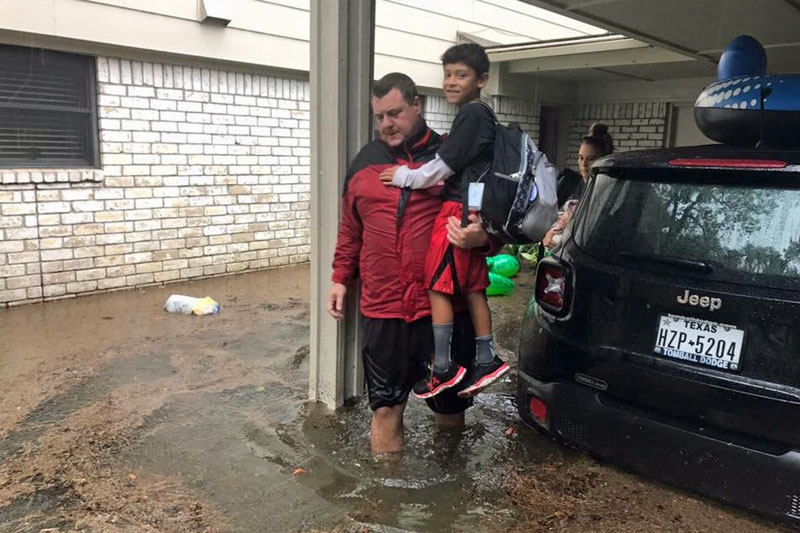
[
  {"xmin": 433, "ymin": 411, "xmax": 465, "ymax": 429},
  {"xmin": 371, "ymin": 404, "xmax": 406, "ymax": 453}
]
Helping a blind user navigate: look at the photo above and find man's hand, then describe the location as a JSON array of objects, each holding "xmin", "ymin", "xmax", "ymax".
[
  {"xmin": 327, "ymin": 282, "xmax": 347, "ymax": 320},
  {"xmin": 446, "ymin": 213, "xmax": 488, "ymax": 249},
  {"xmin": 378, "ymin": 166, "xmax": 398, "ymax": 186}
]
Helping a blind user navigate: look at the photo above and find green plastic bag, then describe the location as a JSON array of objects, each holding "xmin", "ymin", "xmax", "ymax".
[
  {"xmin": 486, "ymin": 271, "xmax": 515, "ymax": 296},
  {"xmin": 486, "ymin": 254, "xmax": 520, "ymax": 278}
]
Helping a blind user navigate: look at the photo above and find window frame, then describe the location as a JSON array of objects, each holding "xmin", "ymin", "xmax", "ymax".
[{"xmin": 0, "ymin": 45, "xmax": 99, "ymax": 169}]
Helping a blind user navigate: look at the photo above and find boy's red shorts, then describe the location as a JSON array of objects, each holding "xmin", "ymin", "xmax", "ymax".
[{"xmin": 424, "ymin": 200, "xmax": 490, "ymax": 295}]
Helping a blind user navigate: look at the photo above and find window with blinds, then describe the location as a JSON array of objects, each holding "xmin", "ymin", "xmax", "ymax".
[{"xmin": 0, "ymin": 45, "xmax": 98, "ymax": 168}]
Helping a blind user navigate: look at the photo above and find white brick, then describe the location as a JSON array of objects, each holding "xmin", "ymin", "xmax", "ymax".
[
  {"xmin": 121, "ymin": 120, "xmax": 150, "ymax": 131},
  {"xmin": 132, "ymin": 109, "xmax": 159, "ymax": 120},
  {"xmin": 41, "ymin": 249, "xmax": 73, "ymax": 261},
  {"xmin": 100, "ymin": 118, "xmax": 121, "ymax": 130},
  {"xmin": 122, "ymin": 165, "xmax": 151, "ymax": 176},
  {"xmin": 101, "ymin": 131, "xmax": 133, "ymax": 142},
  {"xmin": 121, "ymin": 96, "xmax": 150, "ymax": 109},
  {"xmin": 126, "ymin": 273, "xmax": 154, "ymax": 286},
  {"xmin": 163, "ymin": 65, "xmax": 175, "ymax": 88},
  {"xmin": 161, "ymin": 111, "xmax": 186, "ymax": 122},
  {"xmin": 73, "ymin": 201, "xmax": 105, "ymax": 212},
  {"xmin": 187, "ymin": 113, "xmax": 211, "ymax": 124},
  {"xmin": 0, "ymin": 288, "xmax": 28, "ymax": 303},
  {"xmin": 133, "ymin": 154, "xmax": 160, "ymax": 165},
  {"xmin": 98, "ymin": 94, "xmax": 120, "ymax": 106},
  {"xmin": 8, "ymin": 251, "xmax": 39, "ymax": 264},
  {"xmin": 4, "ymin": 227, "xmax": 37, "ymax": 240},
  {"xmin": 67, "ymin": 281, "xmax": 98, "ymax": 293},
  {"xmin": 76, "ymin": 268, "xmax": 107, "ymax": 281},
  {"xmin": 128, "ymin": 86, "xmax": 155, "ymax": 98},
  {"xmin": 177, "ymin": 101, "xmax": 202, "ymax": 112},
  {"xmin": 150, "ymin": 165, "xmax": 177, "ymax": 176},
  {"xmin": 212, "ymin": 93, "xmax": 234, "ymax": 104},
  {"xmin": 5, "ymin": 58, "xmax": 315, "ymax": 303},
  {"xmin": 104, "ymin": 153, "xmax": 133, "ymax": 165},
  {"xmin": 151, "ymin": 99, "xmax": 177, "ymax": 110},
  {"xmin": 157, "ymin": 89, "xmax": 183, "ymax": 100},
  {"xmin": 98, "ymin": 277, "xmax": 127, "ymax": 290},
  {"xmin": 0, "ymin": 263, "xmax": 26, "ymax": 277},
  {"xmin": 2, "ymin": 203, "xmax": 36, "ymax": 216},
  {"xmin": 152, "ymin": 121, "xmax": 178, "ymax": 132},
  {"xmin": 38, "ymin": 202, "xmax": 71, "ymax": 214},
  {"xmin": 42, "ymin": 284, "xmax": 67, "ymax": 298}
]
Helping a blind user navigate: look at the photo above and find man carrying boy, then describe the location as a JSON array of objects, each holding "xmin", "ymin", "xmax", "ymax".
[
  {"xmin": 380, "ymin": 43, "xmax": 509, "ymax": 398},
  {"xmin": 328, "ymin": 72, "xmax": 494, "ymax": 453}
]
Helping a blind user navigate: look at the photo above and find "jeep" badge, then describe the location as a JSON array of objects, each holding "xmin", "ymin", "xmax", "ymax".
[{"xmin": 677, "ymin": 290, "xmax": 722, "ymax": 311}]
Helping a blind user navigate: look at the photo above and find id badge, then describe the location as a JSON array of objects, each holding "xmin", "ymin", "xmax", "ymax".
[{"xmin": 468, "ymin": 182, "xmax": 484, "ymax": 211}]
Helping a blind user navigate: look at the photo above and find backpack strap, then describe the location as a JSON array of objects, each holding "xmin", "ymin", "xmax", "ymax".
[
  {"xmin": 462, "ymin": 100, "xmax": 496, "ymax": 226},
  {"xmin": 476, "ymin": 99, "xmax": 499, "ymax": 124},
  {"xmin": 395, "ymin": 187, "xmax": 413, "ymax": 229},
  {"xmin": 460, "ymin": 179, "xmax": 470, "ymax": 228}
]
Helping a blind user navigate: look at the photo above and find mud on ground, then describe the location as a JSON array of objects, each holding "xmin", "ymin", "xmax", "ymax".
[{"xmin": 491, "ymin": 266, "xmax": 788, "ymax": 533}]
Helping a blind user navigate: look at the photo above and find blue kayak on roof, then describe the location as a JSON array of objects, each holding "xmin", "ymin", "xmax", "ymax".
[
  {"xmin": 716, "ymin": 35, "xmax": 766, "ymax": 80},
  {"xmin": 694, "ymin": 35, "xmax": 800, "ymax": 148},
  {"xmin": 695, "ymin": 75, "xmax": 800, "ymax": 112}
]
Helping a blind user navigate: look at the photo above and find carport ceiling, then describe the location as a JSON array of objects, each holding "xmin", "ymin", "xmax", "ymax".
[{"xmin": 519, "ymin": 0, "xmax": 800, "ymax": 79}]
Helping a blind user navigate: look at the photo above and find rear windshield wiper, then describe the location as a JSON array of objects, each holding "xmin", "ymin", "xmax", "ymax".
[{"xmin": 618, "ymin": 252, "xmax": 714, "ymax": 274}]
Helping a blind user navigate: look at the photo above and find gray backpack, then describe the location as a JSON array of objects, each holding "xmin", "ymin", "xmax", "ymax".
[{"xmin": 472, "ymin": 112, "xmax": 559, "ymax": 244}]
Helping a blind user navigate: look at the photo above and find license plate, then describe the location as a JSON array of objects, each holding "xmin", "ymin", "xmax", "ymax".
[{"xmin": 654, "ymin": 314, "xmax": 745, "ymax": 371}]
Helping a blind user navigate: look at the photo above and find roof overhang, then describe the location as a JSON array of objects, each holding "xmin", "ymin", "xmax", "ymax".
[
  {"xmin": 486, "ymin": 34, "xmax": 692, "ymax": 74},
  {"xmin": 516, "ymin": 0, "xmax": 800, "ymax": 81}
]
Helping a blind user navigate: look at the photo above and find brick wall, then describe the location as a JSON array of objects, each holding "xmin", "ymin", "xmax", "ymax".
[
  {"xmin": 423, "ymin": 95, "xmax": 458, "ymax": 134},
  {"xmin": 493, "ymin": 96, "xmax": 540, "ymax": 142},
  {"xmin": 567, "ymin": 101, "xmax": 668, "ymax": 167},
  {"xmin": 0, "ymin": 57, "xmax": 310, "ymax": 307},
  {"xmin": 423, "ymin": 95, "xmax": 540, "ymax": 141}
]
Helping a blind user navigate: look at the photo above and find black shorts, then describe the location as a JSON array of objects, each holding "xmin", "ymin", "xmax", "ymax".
[{"xmin": 361, "ymin": 311, "xmax": 476, "ymax": 415}]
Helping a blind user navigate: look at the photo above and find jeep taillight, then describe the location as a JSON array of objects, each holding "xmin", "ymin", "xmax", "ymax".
[
  {"xmin": 529, "ymin": 396, "xmax": 549, "ymax": 428},
  {"xmin": 535, "ymin": 259, "xmax": 571, "ymax": 316}
]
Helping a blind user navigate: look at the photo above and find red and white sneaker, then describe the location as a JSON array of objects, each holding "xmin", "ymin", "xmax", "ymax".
[
  {"xmin": 458, "ymin": 357, "xmax": 510, "ymax": 397},
  {"xmin": 413, "ymin": 362, "xmax": 467, "ymax": 399}
]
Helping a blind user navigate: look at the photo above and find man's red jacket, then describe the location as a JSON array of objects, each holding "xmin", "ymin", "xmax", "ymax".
[{"xmin": 332, "ymin": 123, "xmax": 447, "ymax": 322}]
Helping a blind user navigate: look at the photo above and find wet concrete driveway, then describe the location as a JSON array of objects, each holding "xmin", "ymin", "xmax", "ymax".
[{"xmin": 0, "ymin": 265, "xmax": 788, "ymax": 532}]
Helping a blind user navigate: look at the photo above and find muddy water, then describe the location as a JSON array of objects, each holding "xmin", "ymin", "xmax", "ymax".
[
  {"xmin": 1, "ymin": 264, "xmax": 562, "ymax": 532},
  {"xmin": 0, "ymin": 267, "xmax": 308, "ymax": 390},
  {"xmin": 114, "ymin": 267, "xmax": 558, "ymax": 532},
  {"xmin": 302, "ymin": 393, "xmax": 556, "ymax": 531}
]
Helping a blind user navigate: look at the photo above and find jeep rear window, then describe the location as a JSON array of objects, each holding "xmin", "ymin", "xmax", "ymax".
[{"xmin": 576, "ymin": 173, "xmax": 800, "ymax": 287}]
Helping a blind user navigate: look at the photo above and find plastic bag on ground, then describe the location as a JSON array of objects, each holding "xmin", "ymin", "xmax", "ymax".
[
  {"xmin": 486, "ymin": 254, "xmax": 520, "ymax": 278},
  {"xmin": 164, "ymin": 294, "xmax": 220, "ymax": 315},
  {"xmin": 486, "ymin": 272, "xmax": 515, "ymax": 297}
]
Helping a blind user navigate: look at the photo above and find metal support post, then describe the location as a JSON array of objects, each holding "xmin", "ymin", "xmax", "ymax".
[{"xmin": 309, "ymin": 0, "xmax": 375, "ymax": 409}]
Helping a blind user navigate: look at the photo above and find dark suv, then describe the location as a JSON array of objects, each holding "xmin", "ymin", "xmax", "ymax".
[{"xmin": 517, "ymin": 144, "xmax": 800, "ymax": 525}]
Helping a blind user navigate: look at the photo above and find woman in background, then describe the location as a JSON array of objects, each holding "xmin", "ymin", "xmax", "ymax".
[{"xmin": 544, "ymin": 123, "xmax": 614, "ymax": 250}]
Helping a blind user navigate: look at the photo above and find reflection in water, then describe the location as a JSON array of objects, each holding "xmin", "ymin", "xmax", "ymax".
[{"xmin": 582, "ymin": 175, "xmax": 800, "ymax": 282}]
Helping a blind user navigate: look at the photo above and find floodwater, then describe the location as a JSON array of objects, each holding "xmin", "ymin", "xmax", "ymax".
[
  {"xmin": 0, "ymin": 265, "xmax": 548, "ymax": 532},
  {"xmin": 0, "ymin": 265, "xmax": 787, "ymax": 532}
]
